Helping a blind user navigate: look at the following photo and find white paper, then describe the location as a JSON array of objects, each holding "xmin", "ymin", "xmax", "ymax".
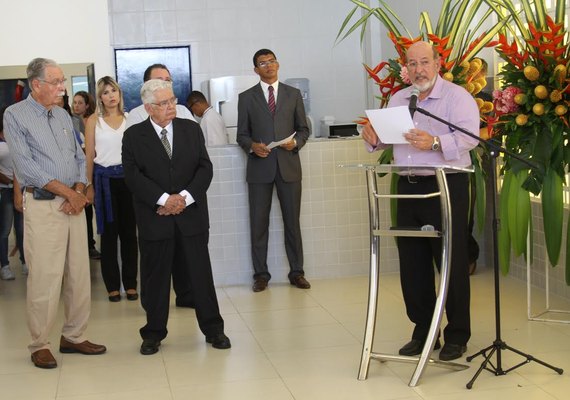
[
  {"xmin": 267, "ymin": 132, "xmax": 296, "ymax": 149},
  {"xmin": 365, "ymin": 106, "xmax": 414, "ymax": 144}
]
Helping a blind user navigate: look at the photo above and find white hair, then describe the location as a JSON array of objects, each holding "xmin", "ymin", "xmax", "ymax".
[{"xmin": 141, "ymin": 79, "xmax": 173, "ymax": 104}]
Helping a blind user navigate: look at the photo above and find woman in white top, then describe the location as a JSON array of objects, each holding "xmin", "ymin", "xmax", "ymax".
[{"xmin": 85, "ymin": 76, "xmax": 138, "ymax": 302}]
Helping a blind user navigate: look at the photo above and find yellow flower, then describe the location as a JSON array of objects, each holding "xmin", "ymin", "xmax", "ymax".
[
  {"xmin": 555, "ymin": 105, "xmax": 568, "ymax": 116},
  {"xmin": 515, "ymin": 114, "xmax": 528, "ymax": 126},
  {"xmin": 550, "ymin": 90, "xmax": 563, "ymax": 103},
  {"xmin": 533, "ymin": 103, "xmax": 545, "ymax": 116},
  {"xmin": 470, "ymin": 82, "xmax": 481, "ymax": 95},
  {"xmin": 523, "ymin": 65, "xmax": 540, "ymax": 81},
  {"xmin": 475, "ymin": 77, "xmax": 487, "ymax": 88},
  {"xmin": 481, "ymin": 102, "xmax": 494, "ymax": 114},
  {"xmin": 443, "ymin": 72, "xmax": 454, "ymax": 81},
  {"xmin": 534, "ymin": 85, "xmax": 548, "ymax": 99},
  {"xmin": 468, "ymin": 58, "xmax": 483, "ymax": 75},
  {"xmin": 514, "ymin": 93, "xmax": 527, "ymax": 105},
  {"xmin": 554, "ymin": 64, "xmax": 567, "ymax": 84}
]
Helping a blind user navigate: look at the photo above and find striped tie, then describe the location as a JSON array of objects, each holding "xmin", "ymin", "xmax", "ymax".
[
  {"xmin": 268, "ymin": 85, "xmax": 276, "ymax": 116},
  {"xmin": 160, "ymin": 129, "xmax": 172, "ymax": 158}
]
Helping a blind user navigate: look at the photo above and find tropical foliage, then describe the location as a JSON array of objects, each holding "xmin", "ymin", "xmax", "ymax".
[
  {"xmin": 337, "ymin": 0, "xmax": 509, "ymax": 230},
  {"xmin": 339, "ymin": 0, "xmax": 570, "ymax": 284},
  {"xmin": 487, "ymin": 0, "xmax": 570, "ymax": 283}
]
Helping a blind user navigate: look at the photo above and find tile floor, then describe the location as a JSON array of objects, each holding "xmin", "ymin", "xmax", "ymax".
[{"xmin": 1, "ymin": 263, "xmax": 570, "ymax": 400}]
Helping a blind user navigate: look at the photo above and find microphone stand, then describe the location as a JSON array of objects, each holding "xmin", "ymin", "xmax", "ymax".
[{"xmin": 411, "ymin": 105, "xmax": 563, "ymax": 389}]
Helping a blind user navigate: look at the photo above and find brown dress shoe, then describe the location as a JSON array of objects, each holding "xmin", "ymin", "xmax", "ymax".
[
  {"xmin": 31, "ymin": 349, "xmax": 57, "ymax": 369},
  {"xmin": 290, "ymin": 275, "xmax": 311, "ymax": 289},
  {"xmin": 252, "ymin": 278, "xmax": 268, "ymax": 292},
  {"xmin": 59, "ymin": 336, "xmax": 107, "ymax": 355}
]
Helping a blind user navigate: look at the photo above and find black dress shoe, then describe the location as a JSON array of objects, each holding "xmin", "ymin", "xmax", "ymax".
[
  {"xmin": 290, "ymin": 275, "xmax": 311, "ymax": 289},
  {"xmin": 89, "ymin": 248, "xmax": 101, "ymax": 260},
  {"xmin": 398, "ymin": 338, "xmax": 441, "ymax": 356},
  {"xmin": 252, "ymin": 278, "xmax": 268, "ymax": 292},
  {"xmin": 108, "ymin": 294, "xmax": 121, "ymax": 302},
  {"xmin": 140, "ymin": 339, "xmax": 161, "ymax": 355},
  {"xmin": 206, "ymin": 333, "xmax": 231, "ymax": 349},
  {"xmin": 439, "ymin": 343, "xmax": 467, "ymax": 361},
  {"xmin": 126, "ymin": 292, "xmax": 139, "ymax": 301}
]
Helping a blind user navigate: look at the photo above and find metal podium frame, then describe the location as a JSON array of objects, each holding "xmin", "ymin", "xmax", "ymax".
[{"xmin": 340, "ymin": 164, "xmax": 472, "ymax": 387}]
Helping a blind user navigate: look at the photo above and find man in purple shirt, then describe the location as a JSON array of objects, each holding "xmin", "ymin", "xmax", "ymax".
[{"xmin": 362, "ymin": 41, "xmax": 479, "ymax": 361}]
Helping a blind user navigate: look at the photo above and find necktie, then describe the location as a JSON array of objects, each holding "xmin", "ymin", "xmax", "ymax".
[
  {"xmin": 160, "ymin": 129, "xmax": 172, "ymax": 158},
  {"xmin": 268, "ymin": 85, "xmax": 276, "ymax": 116}
]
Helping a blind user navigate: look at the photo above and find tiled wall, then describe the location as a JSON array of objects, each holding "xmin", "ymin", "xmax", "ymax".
[
  {"xmin": 206, "ymin": 139, "xmax": 399, "ymax": 286},
  {"xmin": 106, "ymin": 0, "xmax": 368, "ymax": 129}
]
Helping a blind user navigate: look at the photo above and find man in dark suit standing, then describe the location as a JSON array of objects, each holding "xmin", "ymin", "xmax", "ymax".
[
  {"xmin": 237, "ymin": 49, "xmax": 311, "ymax": 292},
  {"xmin": 122, "ymin": 79, "xmax": 230, "ymax": 355}
]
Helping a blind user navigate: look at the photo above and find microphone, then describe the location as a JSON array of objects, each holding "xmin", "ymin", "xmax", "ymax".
[{"xmin": 408, "ymin": 88, "xmax": 420, "ymax": 118}]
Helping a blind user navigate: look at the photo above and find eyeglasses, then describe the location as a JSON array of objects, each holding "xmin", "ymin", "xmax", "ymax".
[
  {"xmin": 38, "ymin": 78, "xmax": 67, "ymax": 86},
  {"xmin": 257, "ymin": 60, "xmax": 278, "ymax": 68},
  {"xmin": 152, "ymin": 97, "xmax": 178, "ymax": 108},
  {"xmin": 406, "ymin": 60, "xmax": 433, "ymax": 71}
]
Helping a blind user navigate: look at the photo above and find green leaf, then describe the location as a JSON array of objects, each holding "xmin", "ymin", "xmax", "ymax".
[
  {"xmin": 542, "ymin": 167, "xmax": 564, "ymax": 266},
  {"xmin": 419, "ymin": 11, "xmax": 434, "ymax": 35},
  {"xmin": 470, "ymin": 150, "xmax": 486, "ymax": 232},
  {"xmin": 555, "ymin": 0, "xmax": 566, "ymax": 25},
  {"xmin": 507, "ymin": 170, "xmax": 530, "ymax": 256},
  {"xmin": 566, "ymin": 218, "xmax": 570, "ymax": 285},
  {"xmin": 499, "ymin": 170, "xmax": 513, "ymax": 275}
]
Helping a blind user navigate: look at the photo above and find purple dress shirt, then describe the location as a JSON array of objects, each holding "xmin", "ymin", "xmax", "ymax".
[{"xmin": 369, "ymin": 76, "xmax": 480, "ymax": 175}]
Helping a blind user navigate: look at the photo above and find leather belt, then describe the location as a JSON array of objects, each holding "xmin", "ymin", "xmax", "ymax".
[{"xmin": 25, "ymin": 187, "xmax": 35, "ymax": 193}]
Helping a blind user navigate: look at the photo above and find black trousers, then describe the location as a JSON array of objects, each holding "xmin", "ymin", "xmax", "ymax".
[
  {"xmin": 397, "ymin": 173, "xmax": 471, "ymax": 346},
  {"xmin": 248, "ymin": 169, "xmax": 304, "ymax": 281},
  {"xmin": 85, "ymin": 204, "xmax": 96, "ymax": 250},
  {"xmin": 99, "ymin": 178, "xmax": 138, "ymax": 293},
  {"xmin": 139, "ymin": 229, "xmax": 224, "ymax": 341}
]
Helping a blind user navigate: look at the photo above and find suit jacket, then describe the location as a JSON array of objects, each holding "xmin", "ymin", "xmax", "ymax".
[
  {"xmin": 122, "ymin": 117, "xmax": 213, "ymax": 241},
  {"xmin": 236, "ymin": 82, "xmax": 309, "ymax": 183}
]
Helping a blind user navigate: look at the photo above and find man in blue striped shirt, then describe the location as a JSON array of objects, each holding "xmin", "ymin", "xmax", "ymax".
[{"xmin": 3, "ymin": 58, "xmax": 106, "ymax": 369}]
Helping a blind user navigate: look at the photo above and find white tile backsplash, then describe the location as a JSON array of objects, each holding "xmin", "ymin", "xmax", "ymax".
[
  {"xmin": 144, "ymin": 11, "xmax": 178, "ymax": 43},
  {"xmin": 112, "ymin": 13, "xmax": 146, "ymax": 46},
  {"xmin": 205, "ymin": 139, "xmax": 386, "ymax": 286}
]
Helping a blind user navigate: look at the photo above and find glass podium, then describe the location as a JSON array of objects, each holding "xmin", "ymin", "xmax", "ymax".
[{"xmin": 339, "ymin": 164, "xmax": 472, "ymax": 387}]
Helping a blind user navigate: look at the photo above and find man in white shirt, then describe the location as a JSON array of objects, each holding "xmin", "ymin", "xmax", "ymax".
[
  {"xmin": 186, "ymin": 91, "xmax": 229, "ymax": 146},
  {"xmin": 125, "ymin": 64, "xmax": 196, "ymax": 129}
]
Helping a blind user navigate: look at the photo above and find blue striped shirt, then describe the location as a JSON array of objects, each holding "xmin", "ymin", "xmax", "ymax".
[{"xmin": 3, "ymin": 94, "xmax": 86, "ymax": 188}]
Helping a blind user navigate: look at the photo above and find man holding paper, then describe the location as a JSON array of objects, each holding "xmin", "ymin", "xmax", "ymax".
[
  {"xmin": 237, "ymin": 48, "xmax": 310, "ymax": 292},
  {"xmin": 362, "ymin": 41, "xmax": 479, "ymax": 361}
]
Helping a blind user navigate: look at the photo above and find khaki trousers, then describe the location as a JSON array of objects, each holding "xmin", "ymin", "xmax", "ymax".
[{"xmin": 24, "ymin": 193, "xmax": 91, "ymax": 353}]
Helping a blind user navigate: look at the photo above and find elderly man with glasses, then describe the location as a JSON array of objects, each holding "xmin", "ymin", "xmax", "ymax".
[
  {"xmin": 3, "ymin": 58, "xmax": 106, "ymax": 369},
  {"xmin": 122, "ymin": 79, "xmax": 230, "ymax": 355}
]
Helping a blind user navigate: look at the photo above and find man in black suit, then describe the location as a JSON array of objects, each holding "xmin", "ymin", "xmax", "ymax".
[
  {"xmin": 122, "ymin": 79, "xmax": 230, "ymax": 354},
  {"xmin": 237, "ymin": 48, "xmax": 310, "ymax": 292}
]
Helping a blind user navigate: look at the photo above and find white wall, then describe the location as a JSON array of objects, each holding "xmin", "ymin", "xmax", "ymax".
[
  {"xmin": 0, "ymin": 0, "xmax": 115, "ymax": 78},
  {"xmin": 107, "ymin": 0, "xmax": 368, "ymax": 127}
]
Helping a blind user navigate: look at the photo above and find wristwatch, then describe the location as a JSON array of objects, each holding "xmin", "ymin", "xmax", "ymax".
[{"xmin": 431, "ymin": 136, "xmax": 440, "ymax": 151}]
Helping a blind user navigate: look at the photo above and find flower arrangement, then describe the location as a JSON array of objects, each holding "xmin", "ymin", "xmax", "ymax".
[
  {"xmin": 364, "ymin": 32, "xmax": 497, "ymax": 124},
  {"xmin": 487, "ymin": 0, "xmax": 570, "ymax": 281},
  {"xmin": 338, "ymin": 0, "xmax": 508, "ymax": 229}
]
